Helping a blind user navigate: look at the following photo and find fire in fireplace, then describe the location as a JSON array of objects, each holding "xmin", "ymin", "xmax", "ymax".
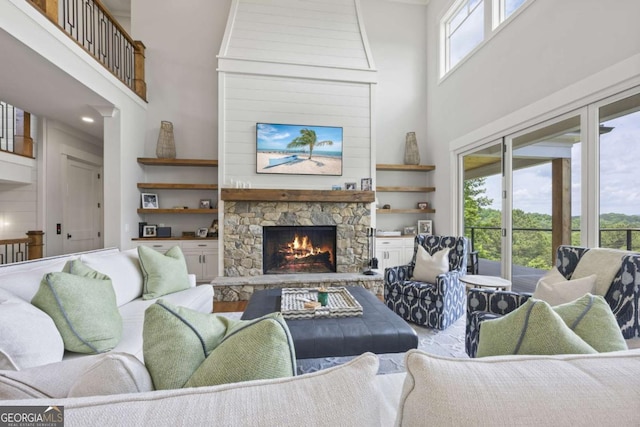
[{"xmin": 263, "ymin": 226, "xmax": 336, "ymax": 274}]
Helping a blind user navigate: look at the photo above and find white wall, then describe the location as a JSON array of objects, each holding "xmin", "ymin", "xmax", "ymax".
[
  {"xmin": 426, "ymin": 0, "xmax": 640, "ymax": 234},
  {"xmin": 360, "ymin": 0, "xmax": 430, "ymax": 232},
  {"xmin": 0, "ymin": 168, "xmax": 37, "ymax": 240}
]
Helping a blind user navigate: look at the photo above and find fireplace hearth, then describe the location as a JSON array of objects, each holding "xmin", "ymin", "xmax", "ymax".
[{"xmin": 263, "ymin": 226, "xmax": 336, "ymax": 274}]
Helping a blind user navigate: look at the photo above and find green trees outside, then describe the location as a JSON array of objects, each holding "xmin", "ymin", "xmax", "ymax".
[
  {"xmin": 464, "ymin": 178, "xmax": 640, "ymax": 270},
  {"xmin": 287, "ymin": 129, "xmax": 334, "ymax": 160}
]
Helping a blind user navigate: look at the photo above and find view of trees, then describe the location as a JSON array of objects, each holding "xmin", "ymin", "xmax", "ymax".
[
  {"xmin": 287, "ymin": 129, "xmax": 334, "ymax": 160},
  {"xmin": 464, "ymin": 178, "xmax": 640, "ymax": 271}
]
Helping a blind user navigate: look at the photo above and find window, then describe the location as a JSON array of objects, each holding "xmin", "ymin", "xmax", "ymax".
[
  {"xmin": 493, "ymin": 0, "xmax": 527, "ymax": 27},
  {"xmin": 443, "ymin": 0, "xmax": 485, "ymax": 72},
  {"xmin": 441, "ymin": 0, "xmax": 533, "ymax": 76}
]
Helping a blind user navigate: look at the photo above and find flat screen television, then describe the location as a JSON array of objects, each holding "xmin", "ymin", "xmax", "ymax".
[{"xmin": 256, "ymin": 123, "xmax": 343, "ymax": 176}]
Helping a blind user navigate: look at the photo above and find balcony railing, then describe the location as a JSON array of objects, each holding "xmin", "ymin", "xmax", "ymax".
[
  {"xmin": 28, "ymin": 0, "xmax": 146, "ymax": 100},
  {"xmin": 0, "ymin": 102, "xmax": 34, "ymax": 158},
  {"xmin": 0, "ymin": 231, "xmax": 44, "ymax": 265}
]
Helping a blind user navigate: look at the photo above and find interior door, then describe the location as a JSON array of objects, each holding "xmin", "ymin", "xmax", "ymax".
[{"xmin": 63, "ymin": 158, "xmax": 102, "ymax": 254}]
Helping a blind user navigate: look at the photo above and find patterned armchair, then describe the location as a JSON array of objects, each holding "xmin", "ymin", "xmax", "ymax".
[
  {"xmin": 465, "ymin": 245, "xmax": 640, "ymax": 357},
  {"xmin": 384, "ymin": 235, "xmax": 468, "ymax": 330}
]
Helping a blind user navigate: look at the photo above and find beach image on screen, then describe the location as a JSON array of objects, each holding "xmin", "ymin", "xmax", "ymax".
[{"xmin": 256, "ymin": 123, "xmax": 343, "ymax": 176}]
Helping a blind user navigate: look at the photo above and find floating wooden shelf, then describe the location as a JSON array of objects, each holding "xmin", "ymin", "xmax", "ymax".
[
  {"xmin": 137, "ymin": 183, "xmax": 218, "ymax": 190},
  {"xmin": 376, "ymin": 164, "xmax": 435, "ymax": 171},
  {"xmin": 137, "ymin": 208, "xmax": 218, "ymax": 214},
  {"xmin": 377, "ymin": 208, "xmax": 436, "ymax": 214},
  {"xmin": 221, "ymin": 189, "xmax": 375, "ymax": 203},
  {"xmin": 137, "ymin": 158, "xmax": 218, "ymax": 167},
  {"xmin": 377, "ymin": 186, "xmax": 435, "ymax": 192}
]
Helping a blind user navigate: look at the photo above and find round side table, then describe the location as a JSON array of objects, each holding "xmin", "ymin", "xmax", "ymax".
[{"xmin": 460, "ymin": 275, "xmax": 512, "ymax": 292}]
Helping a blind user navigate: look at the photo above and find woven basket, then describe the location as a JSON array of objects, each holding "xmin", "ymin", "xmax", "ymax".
[{"xmin": 156, "ymin": 120, "xmax": 176, "ymax": 159}]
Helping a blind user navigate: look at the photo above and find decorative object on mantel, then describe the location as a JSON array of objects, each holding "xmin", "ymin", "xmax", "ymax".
[
  {"xmin": 361, "ymin": 178, "xmax": 372, "ymax": 191},
  {"xmin": 156, "ymin": 120, "xmax": 176, "ymax": 159},
  {"xmin": 404, "ymin": 131, "xmax": 420, "ymax": 165},
  {"xmin": 345, "ymin": 182, "xmax": 356, "ymax": 190}
]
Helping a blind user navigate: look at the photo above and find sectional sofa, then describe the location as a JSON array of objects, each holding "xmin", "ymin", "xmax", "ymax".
[{"xmin": 1, "ymin": 248, "xmax": 640, "ymax": 426}]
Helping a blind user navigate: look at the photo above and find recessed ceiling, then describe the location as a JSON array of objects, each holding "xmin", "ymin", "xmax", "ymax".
[{"xmin": 0, "ymin": 28, "xmax": 110, "ymax": 141}]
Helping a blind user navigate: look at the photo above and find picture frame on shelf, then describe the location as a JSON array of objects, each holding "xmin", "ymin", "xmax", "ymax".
[
  {"xmin": 199, "ymin": 199, "xmax": 211, "ymax": 209},
  {"xmin": 361, "ymin": 178, "xmax": 372, "ymax": 191},
  {"xmin": 403, "ymin": 226, "xmax": 416, "ymax": 235},
  {"xmin": 141, "ymin": 193, "xmax": 159, "ymax": 209},
  {"xmin": 142, "ymin": 225, "xmax": 157, "ymax": 237},
  {"xmin": 196, "ymin": 227, "xmax": 209, "ymax": 238},
  {"xmin": 418, "ymin": 220, "xmax": 433, "ymax": 235},
  {"xmin": 208, "ymin": 219, "xmax": 219, "ymax": 237},
  {"xmin": 417, "ymin": 202, "xmax": 429, "ymax": 210},
  {"xmin": 345, "ymin": 182, "xmax": 357, "ymax": 190}
]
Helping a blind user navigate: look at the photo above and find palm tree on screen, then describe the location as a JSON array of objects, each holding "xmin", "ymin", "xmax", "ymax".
[{"xmin": 287, "ymin": 129, "xmax": 333, "ymax": 160}]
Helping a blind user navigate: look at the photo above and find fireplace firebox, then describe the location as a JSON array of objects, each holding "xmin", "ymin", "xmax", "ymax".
[{"xmin": 263, "ymin": 226, "xmax": 337, "ymax": 274}]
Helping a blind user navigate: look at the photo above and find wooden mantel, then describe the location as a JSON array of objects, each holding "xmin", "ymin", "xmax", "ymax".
[{"xmin": 221, "ymin": 188, "xmax": 375, "ymax": 203}]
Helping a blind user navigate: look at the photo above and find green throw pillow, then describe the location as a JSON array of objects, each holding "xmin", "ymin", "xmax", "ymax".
[
  {"xmin": 138, "ymin": 246, "xmax": 190, "ymax": 300},
  {"xmin": 143, "ymin": 300, "xmax": 231, "ymax": 390},
  {"xmin": 143, "ymin": 300, "xmax": 296, "ymax": 390},
  {"xmin": 31, "ymin": 261, "xmax": 122, "ymax": 354},
  {"xmin": 554, "ymin": 294, "xmax": 628, "ymax": 352},
  {"xmin": 184, "ymin": 313, "xmax": 297, "ymax": 388},
  {"xmin": 477, "ymin": 298, "xmax": 597, "ymax": 357}
]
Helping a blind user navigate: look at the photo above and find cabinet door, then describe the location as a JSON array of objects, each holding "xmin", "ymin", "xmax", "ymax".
[
  {"xmin": 182, "ymin": 250, "xmax": 203, "ymax": 279},
  {"xmin": 402, "ymin": 237, "xmax": 416, "ymax": 265},
  {"xmin": 200, "ymin": 249, "xmax": 218, "ymax": 281}
]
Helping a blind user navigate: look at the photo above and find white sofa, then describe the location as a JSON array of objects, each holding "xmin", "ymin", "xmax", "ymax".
[
  {"xmin": 0, "ymin": 247, "xmax": 214, "ymax": 368},
  {"xmin": 2, "ymin": 349, "xmax": 640, "ymax": 426}
]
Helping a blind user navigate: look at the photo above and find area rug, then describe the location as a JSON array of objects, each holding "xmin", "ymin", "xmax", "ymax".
[{"xmin": 217, "ymin": 312, "xmax": 468, "ymax": 375}]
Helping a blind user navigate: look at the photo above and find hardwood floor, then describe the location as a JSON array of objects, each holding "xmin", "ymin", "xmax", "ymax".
[{"xmin": 214, "ymin": 300, "xmax": 247, "ymax": 313}]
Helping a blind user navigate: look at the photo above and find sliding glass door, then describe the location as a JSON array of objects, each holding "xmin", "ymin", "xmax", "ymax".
[
  {"xmin": 506, "ymin": 113, "xmax": 583, "ymax": 290},
  {"xmin": 597, "ymin": 92, "xmax": 640, "ymax": 250}
]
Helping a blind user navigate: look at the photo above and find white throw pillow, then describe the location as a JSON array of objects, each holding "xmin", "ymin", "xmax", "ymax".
[
  {"xmin": 80, "ymin": 249, "xmax": 144, "ymax": 306},
  {"xmin": 411, "ymin": 246, "xmax": 451, "ymax": 283},
  {"xmin": 533, "ymin": 269, "xmax": 596, "ymax": 306},
  {"xmin": 0, "ymin": 289, "xmax": 64, "ymax": 370},
  {"xmin": 396, "ymin": 349, "xmax": 640, "ymax": 426}
]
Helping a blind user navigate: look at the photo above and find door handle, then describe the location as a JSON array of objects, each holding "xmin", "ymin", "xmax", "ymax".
[{"xmin": 67, "ymin": 233, "xmax": 72, "ymax": 239}]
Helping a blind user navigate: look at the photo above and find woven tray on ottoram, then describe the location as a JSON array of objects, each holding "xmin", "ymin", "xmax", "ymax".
[{"xmin": 280, "ymin": 287, "xmax": 363, "ymax": 319}]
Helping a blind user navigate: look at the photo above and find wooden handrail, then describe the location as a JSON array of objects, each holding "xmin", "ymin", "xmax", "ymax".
[
  {"xmin": 0, "ymin": 230, "xmax": 44, "ymax": 265},
  {"xmin": 27, "ymin": 0, "xmax": 147, "ymax": 100}
]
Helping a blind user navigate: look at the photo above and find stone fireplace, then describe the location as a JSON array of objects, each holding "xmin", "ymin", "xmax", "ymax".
[
  {"xmin": 221, "ymin": 190, "xmax": 373, "ymax": 277},
  {"xmin": 263, "ymin": 225, "xmax": 336, "ymax": 274}
]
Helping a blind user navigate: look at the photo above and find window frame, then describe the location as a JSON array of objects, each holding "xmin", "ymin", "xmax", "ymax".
[{"xmin": 439, "ymin": 0, "xmax": 536, "ymax": 80}]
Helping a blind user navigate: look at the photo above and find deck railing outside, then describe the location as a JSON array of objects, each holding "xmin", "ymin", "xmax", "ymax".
[{"xmin": 28, "ymin": 0, "xmax": 146, "ymax": 100}]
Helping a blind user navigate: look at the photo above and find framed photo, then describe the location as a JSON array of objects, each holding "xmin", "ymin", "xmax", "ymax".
[
  {"xmin": 418, "ymin": 220, "xmax": 433, "ymax": 235},
  {"xmin": 196, "ymin": 227, "xmax": 209, "ymax": 238},
  {"xmin": 332, "ymin": 185, "xmax": 342, "ymax": 190},
  {"xmin": 199, "ymin": 199, "xmax": 211, "ymax": 209},
  {"xmin": 141, "ymin": 193, "xmax": 159, "ymax": 209},
  {"xmin": 208, "ymin": 219, "xmax": 219, "ymax": 237},
  {"xmin": 345, "ymin": 182, "xmax": 357, "ymax": 190},
  {"xmin": 256, "ymin": 123, "xmax": 343, "ymax": 176},
  {"xmin": 361, "ymin": 178, "xmax": 372, "ymax": 191},
  {"xmin": 142, "ymin": 225, "xmax": 157, "ymax": 237},
  {"xmin": 417, "ymin": 202, "xmax": 429, "ymax": 210},
  {"xmin": 403, "ymin": 226, "xmax": 416, "ymax": 235}
]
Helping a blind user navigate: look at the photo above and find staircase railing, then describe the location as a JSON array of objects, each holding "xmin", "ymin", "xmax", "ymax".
[
  {"xmin": 0, "ymin": 231, "xmax": 44, "ymax": 265},
  {"xmin": 28, "ymin": 0, "xmax": 146, "ymax": 100}
]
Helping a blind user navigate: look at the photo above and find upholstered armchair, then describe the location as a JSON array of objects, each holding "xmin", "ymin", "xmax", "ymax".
[
  {"xmin": 384, "ymin": 235, "xmax": 468, "ymax": 330},
  {"xmin": 465, "ymin": 245, "xmax": 640, "ymax": 357}
]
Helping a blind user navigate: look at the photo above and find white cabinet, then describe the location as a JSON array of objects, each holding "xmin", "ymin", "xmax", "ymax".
[
  {"xmin": 136, "ymin": 239, "xmax": 218, "ymax": 282},
  {"xmin": 182, "ymin": 240, "xmax": 218, "ymax": 282},
  {"xmin": 375, "ymin": 236, "xmax": 414, "ymax": 271}
]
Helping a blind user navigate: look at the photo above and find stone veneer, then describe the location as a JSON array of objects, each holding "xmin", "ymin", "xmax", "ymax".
[{"xmin": 223, "ymin": 201, "xmax": 371, "ymax": 276}]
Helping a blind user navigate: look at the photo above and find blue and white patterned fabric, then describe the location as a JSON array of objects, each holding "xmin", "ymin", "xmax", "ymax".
[
  {"xmin": 384, "ymin": 235, "xmax": 468, "ymax": 330},
  {"xmin": 465, "ymin": 245, "xmax": 640, "ymax": 357}
]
